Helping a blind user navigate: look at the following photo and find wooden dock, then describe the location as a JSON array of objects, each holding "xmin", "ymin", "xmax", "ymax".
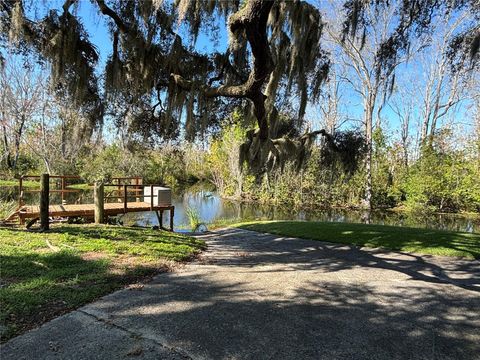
[
  {"xmin": 16, "ymin": 203, "xmax": 174, "ymax": 228},
  {"xmin": 4, "ymin": 175, "xmax": 175, "ymax": 230}
]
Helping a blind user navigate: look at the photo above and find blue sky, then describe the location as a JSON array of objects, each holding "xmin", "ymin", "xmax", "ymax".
[{"xmin": 74, "ymin": 1, "xmax": 229, "ymax": 65}]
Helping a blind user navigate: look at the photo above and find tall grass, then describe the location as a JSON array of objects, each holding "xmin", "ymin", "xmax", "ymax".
[
  {"xmin": 185, "ymin": 206, "xmax": 203, "ymax": 231},
  {"xmin": 0, "ymin": 200, "xmax": 17, "ymax": 219}
]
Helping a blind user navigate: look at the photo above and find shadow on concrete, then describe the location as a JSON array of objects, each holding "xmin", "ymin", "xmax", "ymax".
[
  {"xmin": 201, "ymin": 228, "xmax": 480, "ymax": 292},
  {"xmin": 74, "ymin": 228, "xmax": 480, "ymax": 359},
  {"xmin": 2, "ymin": 228, "xmax": 479, "ymax": 359}
]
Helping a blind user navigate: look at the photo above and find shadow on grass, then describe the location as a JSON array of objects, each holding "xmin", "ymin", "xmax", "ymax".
[
  {"xmin": 0, "ymin": 224, "xmax": 207, "ymax": 342},
  {"xmin": 238, "ymin": 221, "xmax": 480, "ymax": 259},
  {"xmin": 46, "ymin": 225, "xmax": 206, "ymax": 250},
  {"xmin": 0, "ymin": 250, "xmax": 158, "ymax": 342}
]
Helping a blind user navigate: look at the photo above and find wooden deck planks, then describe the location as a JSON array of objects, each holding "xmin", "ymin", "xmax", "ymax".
[{"xmin": 18, "ymin": 202, "xmax": 174, "ymax": 220}]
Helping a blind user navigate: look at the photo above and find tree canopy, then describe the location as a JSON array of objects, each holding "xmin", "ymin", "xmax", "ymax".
[{"xmin": 1, "ymin": 0, "xmax": 478, "ymax": 174}]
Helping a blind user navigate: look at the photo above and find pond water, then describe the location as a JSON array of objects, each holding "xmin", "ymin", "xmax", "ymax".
[
  {"xmin": 125, "ymin": 188, "xmax": 480, "ymax": 233},
  {"xmin": 2, "ymin": 185, "xmax": 479, "ymax": 233}
]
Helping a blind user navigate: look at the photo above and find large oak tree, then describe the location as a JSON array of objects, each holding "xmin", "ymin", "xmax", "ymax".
[{"xmin": 1, "ymin": 0, "xmax": 478, "ymax": 179}]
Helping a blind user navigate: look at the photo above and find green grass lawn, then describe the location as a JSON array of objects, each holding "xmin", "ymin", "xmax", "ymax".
[
  {"xmin": 0, "ymin": 225, "xmax": 205, "ymax": 341},
  {"xmin": 235, "ymin": 221, "xmax": 480, "ymax": 259},
  {"xmin": 0, "ymin": 179, "xmax": 91, "ymax": 190},
  {"xmin": 66, "ymin": 183, "xmax": 92, "ymax": 190},
  {"xmin": 0, "ymin": 179, "xmax": 40, "ymax": 188}
]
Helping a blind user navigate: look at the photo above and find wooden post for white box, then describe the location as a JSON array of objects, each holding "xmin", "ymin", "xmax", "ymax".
[{"xmin": 94, "ymin": 181, "xmax": 104, "ymax": 224}]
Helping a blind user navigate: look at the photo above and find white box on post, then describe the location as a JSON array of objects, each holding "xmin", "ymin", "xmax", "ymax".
[{"xmin": 143, "ymin": 186, "xmax": 172, "ymax": 206}]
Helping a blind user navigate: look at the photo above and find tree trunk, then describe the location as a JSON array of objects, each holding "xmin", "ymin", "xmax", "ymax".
[
  {"xmin": 12, "ymin": 115, "xmax": 26, "ymax": 170},
  {"xmin": 363, "ymin": 104, "xmax": 373, "ymax": 209},
  {"xmin": 61, "ymin": 118, "xmax": 67, "ymax": 158},
  {"xmin": 43, "ymin": 157, "xmax": 52, "ymax": 174},
  {"xmin": 2, "ymin": 123, "xmax": 12, "ymax": 168},
  {"xmin": 170, "ymin": 0, "xmax": 274, "ymax": 141}
]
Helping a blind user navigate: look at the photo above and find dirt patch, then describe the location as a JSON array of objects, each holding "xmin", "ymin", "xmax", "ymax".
[
  {"xmin": 81, "ymin": 251, "xmax": 109, "ymax": 261},
  {"xmin": 106, "ymin": 255, "xmax": 177, "ymax": 276},
  {"xmin": 1, "ymin": 300, "xmax": 75, "ymax": 343}
]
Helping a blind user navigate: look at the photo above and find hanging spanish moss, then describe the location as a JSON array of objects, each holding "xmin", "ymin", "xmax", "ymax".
[
  {"xmin": 2, "ymin": 0, "xmax": 477, "ymax": 175},
  {"xmin": 2, "ymin": 0, "xmax": 104, "ymax": 141},
  {"xmin": 319, "ymin": 130, "xmax": 367, "ymax": 176}
]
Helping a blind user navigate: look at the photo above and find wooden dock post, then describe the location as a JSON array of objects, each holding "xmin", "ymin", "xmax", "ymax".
[
  {"xmin": 155, "ymin": 210, "xmax": 163, "ymax": 229},
  {"xmin": 94, "ymin": 181, "xmax": 105, "ymax": 224},
  {"xmin": 123, "ymin": 184, "xmax": 128, "ymax": 213},
  {"xmin": 40, "ymin": 173, "xmax": 49, "ymax": 231},
  {"xmin": 18, "ymin": 176, "xmax": 23, "ymax": 207},
  {"xmin": 150, "ymin": 185, "xmax": 154, "ymax": 211}
]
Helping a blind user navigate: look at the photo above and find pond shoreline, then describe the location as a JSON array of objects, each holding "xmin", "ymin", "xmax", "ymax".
[
  {"xmin": 1, "ymin": 182, "xmax": 479, "ymax": 233},
  {"xmin": 219, "ymin": 193, "xmax": 480, "ymax": 219}
]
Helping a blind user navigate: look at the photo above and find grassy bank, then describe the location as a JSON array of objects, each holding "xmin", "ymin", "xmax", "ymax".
[
  {"xmin": 235, "ymin": 221, "xmax": 480, "ymax": 259},
  {"xmin": 0, "ymin": 179, "xmax": 40, "ymax": 188},
  {"xmin": 0, "ymin": 225, "xmax": 205, "ymax": 341},
  {"xmin": 0, "ymin": 179, "xmax": 91, "ymax": 190}
]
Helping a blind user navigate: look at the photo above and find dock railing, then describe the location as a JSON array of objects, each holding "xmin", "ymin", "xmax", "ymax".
[
  {"xmin": 96, "ymin": 183, "xmax": 174, "ymax": 230},
  {"xmin": 102, "ymin": 183, "xmax": 166, "ymax": 212},
  {"xmin": 18, "ymin": 175, "xmax": 82, "ymax": 208},
  {"xmin": 14, "ymin": 175, "xmax": 174, "ymax": 231},
  {"xmin": 17, "ymin": 175, "xmax": 145, "ymax": 207}
]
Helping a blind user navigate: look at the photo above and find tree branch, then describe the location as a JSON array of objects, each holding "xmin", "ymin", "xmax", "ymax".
[
  {"xmin": 95, "ymin": 0, "xmax": 129, "ymax": 34},
  {"xmin": 170, "ymin": 0, "xmax": 274, "ymax": 140}
]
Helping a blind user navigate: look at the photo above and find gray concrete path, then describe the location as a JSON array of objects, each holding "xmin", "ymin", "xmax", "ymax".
[{"xmin": 2, "ymin": 228, "xmax": 479, "ymax": 360}]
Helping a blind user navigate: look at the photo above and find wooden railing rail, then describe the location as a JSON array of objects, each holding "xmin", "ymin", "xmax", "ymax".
[
  {"xmin": 17, "ymin": 176, "xmax": 147, "ymax": 207},
  {"xmin": 94, "ymin": 183, "xmax": 173, "ymax": 230},
  {"xmin": 102, "ymin": 184, "xmax": 166, "ymax": 212},
  {"xmin": 18, "ymin": 175, "xmax": 82, "ymax": 207}
]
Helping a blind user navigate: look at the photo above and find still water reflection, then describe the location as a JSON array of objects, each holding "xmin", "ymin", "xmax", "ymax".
[{"xmin": 125, "ymin": 189, "xmax": 480, "ymax": 233}]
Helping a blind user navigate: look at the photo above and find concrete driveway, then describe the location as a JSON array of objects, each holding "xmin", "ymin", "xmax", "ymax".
[{"xmin": 2, "ymin": 228, "xmax": 479, "ymax": 359}]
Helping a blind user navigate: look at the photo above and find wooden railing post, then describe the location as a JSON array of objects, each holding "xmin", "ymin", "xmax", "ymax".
[
  {"xmin": 150, "ymin": 184, "xmax": 154, "ymax": 211},
  {"xmin": 169, "ymin": 206, "xmax": 174, "ymax": 231},
  {"xmin": 135, "ymin": 178, "xmax": 140, "ymax": 202},
  {"xmin": 94, "ymin": 181, "xmax": 105, "ymax": 224},
  {"xmin": 18, "ymin": 176, "xmax": 23, "ymax": 207},
  {"xmin": 123, "ymin": 184, "xmax": 128, "ymax": 213},
  {"xmin": 40, "ymin": 173, "xmax": 49, "ymax": 231},
  {"xmin": 61, "ymin": 177, "xmax": 66, "ymax": 204}
]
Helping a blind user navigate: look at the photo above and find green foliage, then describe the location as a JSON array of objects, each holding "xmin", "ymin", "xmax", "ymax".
[
  {"xmin": 371, "ymin": 128, "xmax": 396, "ymax": 208},
  {"xmin": 142, "ymin": 147, "xmax": 198, "ymax": 189},
  {"xmin": 80, "ymin": 144, "xmax": 142, "ymax": 182},
  {"xmin": 0, "ymin": 151, "xmax": 39, "ymax": 178},
  {"xmin": 79, "ymin": 144, "xmax": 203, "ymax": 189},
  {"xmin": 0, "ymin": 200, "xmax": 16, "ymax": 219},
  {"xmin": 320, "ymin": 129, "xmax": 367, "ymax": 176},
  {"xmin": 404, "ymin": 139, "xmax": 480, "ymax": 213},
  {"xmin": 207, "ymin": 118, "xmax": 248, "ymax": 197}
]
